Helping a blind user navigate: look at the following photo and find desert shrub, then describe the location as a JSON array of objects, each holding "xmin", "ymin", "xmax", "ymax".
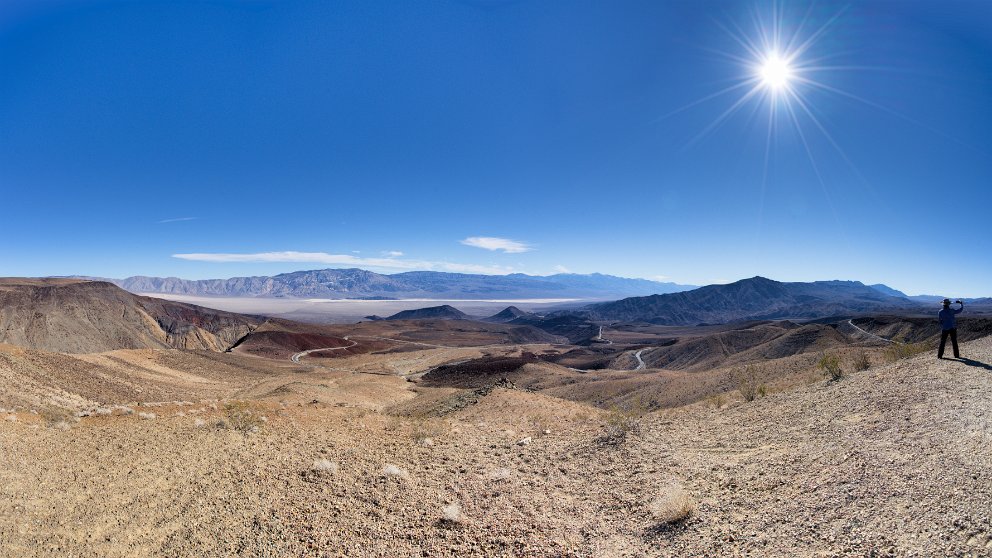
[
  {"xmin": 649, "ymin": 485, "xmax": 697, "ymax": 525},
  {"xmin": 732, "ymin": 365, "xmax": 761, "ymax": 402},
  {"xmin": 223, "ymin": 401, "xmax": 264, "ymax": 434},
  {"xmin": 138, "ymin": 412, "xmax": 157, "ymax": 420},
  {"xmin": 39, "ymin": 407, "xmax": 76, "ymax": 428},
  {"xmin": 489, "ymin": 467, "xmax": 512, "ymax": 481},
  {"xmin": 441, "ymin": 503, "xmax": 464, "ymax": 525},
  {"xmin": 757, "ymin": 384, "xmax": 768, "ymax": 398},
  {"xmin": 598, "ymin": 402, "xmax": 644, "ymax": 445},
  {"xmin": 884, "ymin": 341, "xmax": 932, "ymax": 362},
  {"xmin": 851, "ymin": 350, "xmax": 871, "ymax": 371},
  {"xmin": 818, "ymin": 353, "xmax": 844, "ymax": 381},
  {"xmin": 312, "ymin": 459, "xmax": 338, "ymax": 474},
  {"xmin": 411, "ymin": 418, "xmax": 447, "ymax": 446},
  {"xmin": 382, "ymin": 464, "xmax": 409, "ymax": 480},
  {"xmin": 707, "ymin": 394, "xmax": 726, "ymax": 409}
]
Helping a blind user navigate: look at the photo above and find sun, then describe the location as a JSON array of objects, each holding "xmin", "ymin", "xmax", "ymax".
[{"xmin": 759, "ymin": 53, "xmax": 793, "ymax": 90}]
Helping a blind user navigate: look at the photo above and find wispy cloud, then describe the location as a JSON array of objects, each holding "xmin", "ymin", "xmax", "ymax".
[
  {"xmin": 553, "ymin": 265, "xmax": 571, "ymax": 273},
  {"xmin": 652, "ymin": 275, "xmax": 670, "ymax": 281},
  {"xmin": 382, "ymin": 250, "xmax": 404, "ymax": 257},
  {"xmin": 171, "ymin": 251, "xmax": 513, "ymax": 275},
  {"xmin": 460, "ymin": 236, "xmax": 533, "ymax": 253},
  {"xmin": 158, "ymin": 217, "xmax": 196, "ymax": 224}
]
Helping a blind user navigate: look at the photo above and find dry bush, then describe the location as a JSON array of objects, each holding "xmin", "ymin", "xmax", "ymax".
[
  {"xmin": 851, "ymin": 350, "xmax": 871, "ymax": 371},
  {"xmin": 223, "ymin": 401, "xmax": 264, "ymax": 434},
  {"xmin": 138, "ymin": 412, "xmax": 157, "ymax": 420},
  {"xmin": 884, "ymin": 341, "xmax": 932, "ymax": 362},
  {"xmin": 312, "ymin": 459, "xmax": 338, "ymax": 474},
  {"xmin": 382, "ymin": 464, "xmax": 409, "ymax": 480},
  {"xmin": 818, "ymin": 353, "xmax": 844, "ymax": 381},
  {"xmin": 411, "ymin": 418, "xmax": 447, "ymax": 447},
  {"xmin": 39, "ymin": 407, "xmax": 76, "ymax": 429},
  {"xmin": 649, "ymin": 485, "xmax": 697, "ymax": 525},
  {"xmin": 732, "ymin": 365, "xmax": 762, "ymax": 402},
  {"xmin": 707, "ymin": 394, "xmax": 726, "ymax": 409},
  {"xmin": 441, "ymin": 503, "xmax": 464, "ymax": 525},
  {"xmin": 598, "ymin": 401, "xmax": 644, "ymax": 446},
  {"xmin": 489, "ymin": 467, "xmax": 512, "ymax": 481}
]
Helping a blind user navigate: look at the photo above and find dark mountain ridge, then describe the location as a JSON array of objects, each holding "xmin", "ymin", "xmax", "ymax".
[
  {"xmin": 582, "ymin": 276, "xmax": 924, "ymax": 326},
  {"xmin": 484, "ymin": 306, "xmax": 531, "ymax": 323},
  {"xmin": 385, "ymin": 305, "xmax": 469, "ymax": 321}
]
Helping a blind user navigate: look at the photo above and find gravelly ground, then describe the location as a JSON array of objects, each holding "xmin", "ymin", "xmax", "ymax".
[{"xmin": 0, "ymin": 338, "xmax": 989, "ymax": 557}]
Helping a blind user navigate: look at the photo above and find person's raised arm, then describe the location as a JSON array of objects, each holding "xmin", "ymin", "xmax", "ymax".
[{"xmin": 955, "ymin": 300, "xmax": 964, "ymax": 314}]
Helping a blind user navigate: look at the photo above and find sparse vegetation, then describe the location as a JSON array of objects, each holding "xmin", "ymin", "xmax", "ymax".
[
  {"xmin": 706, "ymin": 394, "xmax": 726, "ymax": 409},
  {"xmin": 411, "ymin": 418, "xmax": 447, "ymax": 446},
  {"xmin": 382, "ymin": 464, "xmax": 409, "ymax": 479},
  {"xmin": 489, "ymin": 467, "xmax": 512, "ymax": 481},
  {"xmin": 818, "ymin": 353, "xmax": 844, "ymax": 381},
  {"xmin": 138, "ymin": 412, "xmax": 157, "ymax": 420},
  {"xmin": 223, "ymin": 401, "xmax": 264, "ymax": 434},
  {"xmin": 441, "ymin": 503, "xmax": 464, "ymax": 525},
  {"xmin": 851, "ymin": 350, "xmax": 871, "ymax": 371},
  {"xmin": 884, "ymin": 341, "xmax": 933, "ymax": 362},
  {"xmin": 40, "ymin": 407, "xmax": 76, "ymax": 428},
  {"xmin": 598, "ymin": 401, "xmax": 644, "ymax": 445},
  {"xmin": 732, "ymin": 365, "xmax": 763, "ymax": 402},
  {"xmin": 648, "ymin": 485, "xmax": 697, "ymax": 525},
  {"xmin": 312, "ymin": 459, "xmax": 338, "ymax": 474}
]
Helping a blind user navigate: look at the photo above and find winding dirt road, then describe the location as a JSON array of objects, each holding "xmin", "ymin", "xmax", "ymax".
[
  {"xmin": 290, "ymin": 338, "xmax": 358, "ymax": 363},
  {"xmin": 633, "ymin": 349, "xmax": 646, "ymax": 370}
]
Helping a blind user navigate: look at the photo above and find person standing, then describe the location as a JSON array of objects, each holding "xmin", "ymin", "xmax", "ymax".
[{"xmin": 937, "ymin": 298, "xmax": 964, "ymax": 359}]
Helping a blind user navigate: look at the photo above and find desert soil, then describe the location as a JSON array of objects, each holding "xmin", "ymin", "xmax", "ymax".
[{"xmin": 0, "ymin": 338, "xmax": 990, "ymax": 557}]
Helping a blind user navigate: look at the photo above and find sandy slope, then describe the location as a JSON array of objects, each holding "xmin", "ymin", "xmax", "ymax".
[{"xmin": 0, "ymin": 338, "xmax": 990, "ymax": 557}]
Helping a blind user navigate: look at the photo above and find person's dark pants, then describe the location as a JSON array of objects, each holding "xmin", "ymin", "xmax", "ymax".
[{"xmin": 938, "ymin": 328, "xmax": 959, "ymax": 358}]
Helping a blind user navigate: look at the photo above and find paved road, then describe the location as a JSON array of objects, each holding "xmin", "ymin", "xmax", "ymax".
[
  {"xmin": 633, "ymin": 349, "xmax": 646, "ymax": 370},
  {"xmin": 290, "ymin": 337, "xmax": 358, "ymax": 363}
]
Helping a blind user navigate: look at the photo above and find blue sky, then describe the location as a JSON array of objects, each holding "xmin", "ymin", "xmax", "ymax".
[{"xmin": 1, "ymin": 1, "xmax": 990, "ymax": 296}]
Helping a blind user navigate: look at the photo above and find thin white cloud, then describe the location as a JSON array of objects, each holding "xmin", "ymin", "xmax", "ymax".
[
  {"xmin": 460, "ymin": 236, "xmax": 533, "ymax": 254},
  {"xmin": 553, "ymin": 265, "xmax": 571, "ymax": 273},
  {"xmin": 171, "ymin": 251, "xmax": 513, "ymax": 275},
  {"xmin": 158, "ymin": 217, "xmax": 196, "ymax": 224},
  {"xmin": 653, "ymin": 275, "xmax": 670, "ymax": 281},
  {"xmin": 383, "ymin": 250, "xmax": 404, "ymax": 257}
]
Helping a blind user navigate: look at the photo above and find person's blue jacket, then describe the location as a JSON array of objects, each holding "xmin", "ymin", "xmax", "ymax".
[{"xmin": 938, "ymin": 303, "xmax": 963, "ymax": 330}]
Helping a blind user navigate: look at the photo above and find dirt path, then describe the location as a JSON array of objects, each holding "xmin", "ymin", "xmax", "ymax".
[{"xmin": 290, "ymin": 337, "xmax": 358, "ymax": 363}]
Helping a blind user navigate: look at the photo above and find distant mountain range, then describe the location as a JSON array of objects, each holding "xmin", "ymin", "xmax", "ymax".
[
  {"xmin": 868, "ymin": 284, "xmax": 990, "ymax": 304},
  {"xmin": 580, "ymin": 276, "xmax": 928, "ymax": 325},
  {"xmin": 84, "ymin": 269, "xmax": 696, "ymax": 300}
]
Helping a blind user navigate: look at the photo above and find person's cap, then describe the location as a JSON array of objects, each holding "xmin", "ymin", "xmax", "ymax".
[{"xmin": 942, "ymin": 298, "xmax": 951, "ymax": 305}]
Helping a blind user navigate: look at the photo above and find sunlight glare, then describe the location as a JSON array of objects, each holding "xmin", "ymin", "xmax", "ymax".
[{"xmin": 760, "ymin": 53, "xmax": 792, "ymax": 90}]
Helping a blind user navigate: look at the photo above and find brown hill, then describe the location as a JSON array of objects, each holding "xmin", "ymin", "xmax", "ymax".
[{"xmin": 0, "ymin": 279, "xmax": 260, "ymax": 353}]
